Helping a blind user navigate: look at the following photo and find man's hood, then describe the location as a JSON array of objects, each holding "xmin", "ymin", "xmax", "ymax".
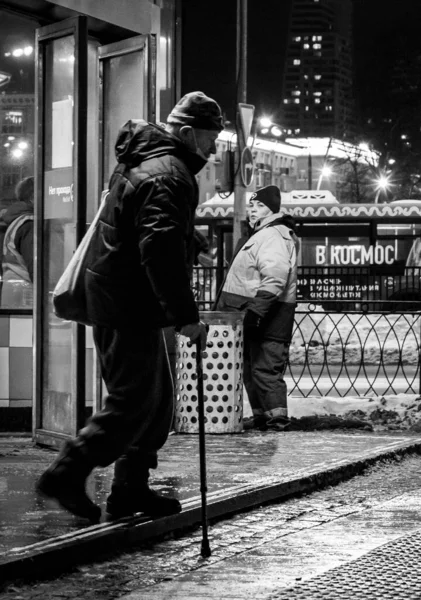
[
  {"xmin": 1, "ymin": 201, "xmax": 33, "ymax": 226},
  {"xmin": 114, "ymin": 119, "xmax": 207, "ymax": 175},
  {"xmin": 253, "ymin": 212, "xmax": 298, "ymax": 234}
]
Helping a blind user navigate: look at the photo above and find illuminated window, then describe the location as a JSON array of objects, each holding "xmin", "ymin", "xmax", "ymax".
[
  {"xmin": 313, "ymin": 91, "xmax": 322, "ymax": 96},
  {"xmin": 303, "ymin": 43, "xmax": 310, "ymax": 49},
  {"xmin": 315, "ymin": 98, "xmax": 321, "ymax": 104},
  {"xmin": 313, "ymin": 43, "xmax": 321, "ymax": 50},
  {"xmin": 291, "ymin": 90, "xmax": 301, "ymax": 96},
  {"xmin": 293, "ymin": 59, "xmax": 301, "ymax": 65},
  {"xmin": 2, "ymin": 110, "xmax": 23, "ymax": 133},
  {"xmin": 304, "ymin": 74, "xmax": 309, "ymax": 80},
  {"xmin": 305, "ymin": 106, "xmax": 309, "ymax": 111},
  {"xmin": 314, "ymin": 74, "xmax": 322, "ymax": 80},
  {"xmin": 293, "ymin": 36, "xmax": 301, "ymax": 42},
  {"xmin": 294, "ymin": 99, "xmax": 300, "ymax": 104},
  {"xmin": 283, "ymin": 99, "xmax": 289, "ymax": 104}
]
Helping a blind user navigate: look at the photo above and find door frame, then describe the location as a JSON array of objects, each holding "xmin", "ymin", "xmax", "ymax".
[
  {"xmin": 33, "ymin": 16, "xmax": 88, "ymax": 447},
  {"xmin": 97, "ymin": 34, "xmax": 156, "ymax": 193}
]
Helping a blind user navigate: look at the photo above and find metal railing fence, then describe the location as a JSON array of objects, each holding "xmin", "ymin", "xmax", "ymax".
[{"xmin": 192, "ymin": 265, "xmax": 421, "ymax": 397}]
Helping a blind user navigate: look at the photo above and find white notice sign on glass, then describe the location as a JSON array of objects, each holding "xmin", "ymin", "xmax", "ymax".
[{"xmin": 52, "ymin": 98, "xmax": 73, "ymax": 169}]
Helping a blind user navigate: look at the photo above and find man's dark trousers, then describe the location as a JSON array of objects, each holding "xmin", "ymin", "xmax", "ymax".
[{"xmin": 75, "ymin": 324, "xmax": 174, "ymax": 472}]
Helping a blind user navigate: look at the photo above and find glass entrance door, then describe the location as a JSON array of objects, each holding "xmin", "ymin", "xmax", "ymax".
[
  {"xmin": 99, "ymin": 35, "xmax": 155, "ymax": 190},
  {"xmin": 34, "ymin": 17, "xmax": 88, "ymax": 447},
  {"xmin": 34, "ymin": 25, "xmax": 157, "ymax": 444}
]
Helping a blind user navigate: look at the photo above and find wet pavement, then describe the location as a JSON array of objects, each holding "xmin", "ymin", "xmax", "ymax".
[
  {"xmin": 1, "ymin": 429, "xmax": 421, "ymax": 559},
  {"xmin": 118, "ymin": 457, "xmax": 421, "ymax": 600},
  {"xmin": 4, "ymin": 452, "xmax": 421, "ymax": 599}
]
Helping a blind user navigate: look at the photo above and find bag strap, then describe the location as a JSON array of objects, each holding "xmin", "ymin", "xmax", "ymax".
[{"xmin": 89, "ymin": 189, "xmax": 109, "ymax": 230}]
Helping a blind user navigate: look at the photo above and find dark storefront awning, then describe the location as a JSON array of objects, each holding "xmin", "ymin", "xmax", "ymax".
[{"xmin": 0, "ymin": 0, "xmax": 137, "ymax": 42}]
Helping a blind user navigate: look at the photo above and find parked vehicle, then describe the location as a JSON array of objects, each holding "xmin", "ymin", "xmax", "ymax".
[{"xmin": 195, "ymin": 194, "xmax": 421, "ymax": 311}]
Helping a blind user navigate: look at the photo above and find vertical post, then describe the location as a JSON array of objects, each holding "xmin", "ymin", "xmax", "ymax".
[
  {"xmin": 308, "ymin": 148, "xmax": 312, "ymax": 190},
  {"xmin": 233, "ymin": 0, "xmax": 248, "ymax": 251},
  {"xmin": 419, "ymin": 314, "xmax": 421, "ymax": 397}
]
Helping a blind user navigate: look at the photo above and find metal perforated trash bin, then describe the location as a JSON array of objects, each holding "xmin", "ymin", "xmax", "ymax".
[{"xmin": 174, "ymin": 311, "xmax": 244, "ymax": 433}]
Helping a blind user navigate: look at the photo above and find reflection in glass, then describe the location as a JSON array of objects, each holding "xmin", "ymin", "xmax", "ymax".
[
  {"xmin": 42, "ymin": 35, "xmax": 75, "ymax": 435},
  {"xmin": 103, "ymin": 50, "xmax": 144, "ymax": 187},
  {"xmin": 0, "ymin": 10, "xmax": 37, "ymax": 308},
  {"xmin": 1, "ymin": 175, "xmax": 34, "ymax": 308}
]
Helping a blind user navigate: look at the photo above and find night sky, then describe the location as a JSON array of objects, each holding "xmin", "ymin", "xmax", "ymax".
[{"xmin": 181, "ymin": 0, "xmax": 421, "ymax": 134}]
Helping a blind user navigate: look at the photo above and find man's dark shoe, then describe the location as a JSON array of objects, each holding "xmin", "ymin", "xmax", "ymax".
[
  {"xmin": 105, "ymin": 485, "xmax": 182, "ymax": 521},
  {"xmin": 243, "ymin": 416, "xmax": 268, "ymax": 431},
  {"xmin": 265, "ymin": 417, "xmax": 291, "ymax": 432},
  {"xmin": 36, "ymin": 469, "xmax": 101, "ymax": 524}
]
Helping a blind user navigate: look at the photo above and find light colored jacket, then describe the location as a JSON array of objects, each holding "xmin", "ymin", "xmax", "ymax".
[
  {"xmin": 1, "ymin": 213, "xmax": 34, "ymax": 308},
  {"xmin": 218, "ymin": 213, "xmax": 299, "ymax": 342}
]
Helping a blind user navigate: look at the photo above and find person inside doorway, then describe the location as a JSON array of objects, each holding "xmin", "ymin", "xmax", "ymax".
[
  {"xmin": 36, "ymin": 91, "xmax": 224, "ymax": 523},
  {"xmin": 1, "ymin": 176, "xmax": 34, "ymax": 308},
  {"xmin": 217, "ymin": 185, "xmax": 299, "ymax": 431}
]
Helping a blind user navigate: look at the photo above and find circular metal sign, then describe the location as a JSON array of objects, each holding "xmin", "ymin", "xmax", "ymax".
[{"xmin": 240, "ymin": 146, "xmax": 254, "ymax": 187}]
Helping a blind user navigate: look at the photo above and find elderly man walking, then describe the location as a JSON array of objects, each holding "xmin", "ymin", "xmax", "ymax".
[{"xmin": 37, "ymin": 91, "xmax": 224, "ymax": 522}]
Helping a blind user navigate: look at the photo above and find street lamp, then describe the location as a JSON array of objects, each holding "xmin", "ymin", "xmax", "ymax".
[
  {"xmin": 258, "ymin": 117, "xmax": 286, "ymax": 139},
  {"xmin": 374, "ymin": 174, "xmax": 391, "ymax": 203},
  {"xmin": 317, "ymin": 165, "xmax": 333, "ymax": 190},
  {"xmin": 271, "ymin": 126, "xmax": 283, "ymax": 137},
  {"xmin": 259, "ymin": 117, "xmax": 273, "ymax": 128}
]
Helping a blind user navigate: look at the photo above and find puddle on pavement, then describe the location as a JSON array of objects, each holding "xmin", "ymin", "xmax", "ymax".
[{"xmin": 0, "ymin": 458, "xmax": 233, "ymax": 555}]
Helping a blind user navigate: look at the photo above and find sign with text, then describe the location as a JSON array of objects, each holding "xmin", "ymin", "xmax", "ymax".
[
  {"xmin": 297, "ymin": 275, "xmax": 381, "ymax": 301},
  {"xmin": 315, "ymin": 244, "xmax": 396, "ymax": 266},
  {"xmin": 44, "ymin": 167, "xmax": 74, "ymax": 220}
]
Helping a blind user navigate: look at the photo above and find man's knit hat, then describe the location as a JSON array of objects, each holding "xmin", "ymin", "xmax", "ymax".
[
  {"xmin": 251, "ymin": 185, "xmax": 281, "ymax": 213},
  {"xmin": 167, "ymin": 91, "xmax": 224, "ymax": 131}
]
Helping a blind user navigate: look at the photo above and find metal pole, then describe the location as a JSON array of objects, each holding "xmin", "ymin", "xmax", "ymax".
[
  {"xmin": 419, "ymin": 316, "xmax": 421, "ymax": 397},
  {"xmin": 308, "ymin": 148, "xmax": 312, "ymax": 190},
  {"xmin": 196, "ymin": 339, "xmax": 211, "ymax": 558},
  {"xmin": 233, "ymin": 0, "xmax": 248, "ymax": 251}
]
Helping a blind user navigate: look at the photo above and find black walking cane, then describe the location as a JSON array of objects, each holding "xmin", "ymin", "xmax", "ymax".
[{"xmin": 195, "ymin": 336, "xmax": 211, "ymax": 558}]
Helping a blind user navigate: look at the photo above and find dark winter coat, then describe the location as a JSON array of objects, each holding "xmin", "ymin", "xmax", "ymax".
[{"xmin": 84, "ymin": 119, "xmax": 206, "ymax": 329}]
